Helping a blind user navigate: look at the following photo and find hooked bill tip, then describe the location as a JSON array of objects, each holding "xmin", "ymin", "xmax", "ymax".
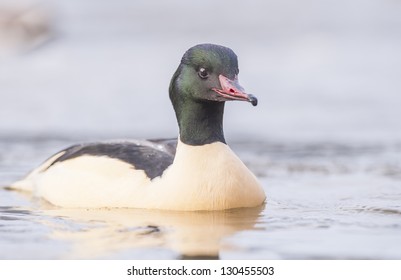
[{"xmin": 248, "ymin": 95, "xmax": 258, "ymax": 106}]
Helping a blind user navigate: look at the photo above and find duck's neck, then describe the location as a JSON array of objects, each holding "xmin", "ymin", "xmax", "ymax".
[{"xmin": 174, "ymin": 99, "xmax": 226, "ymax": 146}]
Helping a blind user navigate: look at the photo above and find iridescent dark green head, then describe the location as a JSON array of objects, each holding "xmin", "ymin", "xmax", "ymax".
[{"xmin": 169, "ymin": 44, "xmax": 257, "ymax": 146}]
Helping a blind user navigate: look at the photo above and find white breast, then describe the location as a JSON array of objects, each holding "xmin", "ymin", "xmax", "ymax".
[{"xmin": 147, "ymin": 141, "xmax": 266, "ymax": 210}]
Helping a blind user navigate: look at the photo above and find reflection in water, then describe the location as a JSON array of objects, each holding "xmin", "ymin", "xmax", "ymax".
[{"xmin": 40, "ymin": 205, "xmax": 265, "ymax": 259}]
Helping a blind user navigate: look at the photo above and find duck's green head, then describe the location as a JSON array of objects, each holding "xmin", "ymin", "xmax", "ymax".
[
  {"xmin": 169, "ymin": 44, "xmax": 257, "ymax": 107},
  {"xmin": 169, "ymin": 44, "xmax": 257, "ymax": 145}
]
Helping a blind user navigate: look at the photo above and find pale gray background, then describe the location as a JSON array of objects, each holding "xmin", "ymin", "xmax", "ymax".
[{"xmin": 1, "ymin": 0, "xmax": 400, "ymax": 143}]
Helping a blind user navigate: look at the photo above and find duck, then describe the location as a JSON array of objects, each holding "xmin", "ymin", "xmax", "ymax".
[{"xmin": 10, "ymin": 43, "xmax": 266, "ymax": 211}]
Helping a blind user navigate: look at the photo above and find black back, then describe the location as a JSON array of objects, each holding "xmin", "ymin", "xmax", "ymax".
[{"xmin": 46, "ymin": 139, "xmax": 177, "ymax": 179}]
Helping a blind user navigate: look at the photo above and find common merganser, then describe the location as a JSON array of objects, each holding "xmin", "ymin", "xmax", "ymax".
[{"xmin": 10, "ymin": 44, "xmax": 266, "ymax": 211}]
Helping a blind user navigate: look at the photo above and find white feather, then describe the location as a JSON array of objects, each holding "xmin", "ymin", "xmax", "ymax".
[{"xmin": 10, "ymin": 140, "xmax": 266, "ymax": 210}]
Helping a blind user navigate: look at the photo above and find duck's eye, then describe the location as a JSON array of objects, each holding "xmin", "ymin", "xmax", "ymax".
[{"xmin": 198, "ymin": 68, "xmax": 209, "ymax": 79}]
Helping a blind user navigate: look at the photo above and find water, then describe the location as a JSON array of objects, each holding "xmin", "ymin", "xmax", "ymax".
[
  {"xmin": 1, "ymin": 137, "xmax": 401, "ymax": 259},
  {"xmin": 1, "ymin": 0, "xmax": 401, "ymax": 259}
]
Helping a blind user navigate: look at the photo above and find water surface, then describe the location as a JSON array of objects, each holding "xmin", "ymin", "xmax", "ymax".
[{"xmin": 1, "ymin": 138, "xmax": 400, "ymax": 259}]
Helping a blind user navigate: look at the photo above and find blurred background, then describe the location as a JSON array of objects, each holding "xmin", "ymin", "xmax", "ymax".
[{"xmin": 1, "ymin": 0, "xmax": 401, "ymax": 142}]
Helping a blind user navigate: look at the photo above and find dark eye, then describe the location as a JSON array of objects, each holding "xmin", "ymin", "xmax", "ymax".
[{"xmin": 198, "ymin": 67, "xmax": 209, "ymax": 79}]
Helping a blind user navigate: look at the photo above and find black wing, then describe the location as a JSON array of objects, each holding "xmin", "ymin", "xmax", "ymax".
[{"xmin": 46, "ymin": 138, "xmax": 178, "ymax": 179}]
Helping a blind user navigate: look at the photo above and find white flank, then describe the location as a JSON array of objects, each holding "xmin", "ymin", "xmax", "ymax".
[
  {"xmin": 10, "ymin": 151, "xmax": 66, "ymax": 192},
  {"xmin": 11, "ymin": 140, "xmax": 266, "ymax": 210}
]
